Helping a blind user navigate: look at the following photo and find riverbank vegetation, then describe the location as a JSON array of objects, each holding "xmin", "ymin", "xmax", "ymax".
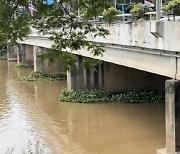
[
  {"xmin": 14, "ymin": 64, "xmax": 32, "ymax": 69},
  {"xmin": 18, "ymin": 71, "xmax": 67, "ymax": 81},
  {"xmin": 59, "ymin": 89, "xmax": 165, "ymax": 103}
]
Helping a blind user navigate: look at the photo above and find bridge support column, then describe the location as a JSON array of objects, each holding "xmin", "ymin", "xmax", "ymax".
[
  {"xmin": 157, "ymin": 80, "xmax": 180, "ymax": 154},
  {"xmin": 17, "ymin": 44, "xmax": 33, "ymax": 67},
  {"xmin": 17, "ymin": 44, "xmax": 24, "ymax": 64},
  {"xmin": 33, "ymin": 46, "xmax": 38, "ymax": 72},
  {"xmin": 67, "ymin": 56, "xmax": 85, "ymax": 90},
  {"xmin": 7, "ymin": 45, "xmax": 17, "ymax": 62},
  {"xmin": 33, "ymin": 46, "xmax": 65, "ymax": 73},
  {"xmin": 67, "ymin": 56, "xmax": 103, "ymax": 90}
]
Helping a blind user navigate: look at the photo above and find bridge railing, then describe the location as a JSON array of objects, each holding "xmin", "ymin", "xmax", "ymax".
[{"xmin": 90, "ymin": 11, "xmax": 180, "ymax": 25}]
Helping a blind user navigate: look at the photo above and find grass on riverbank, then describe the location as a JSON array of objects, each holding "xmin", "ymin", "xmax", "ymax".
[
  {"xmin": 18, "ymin": 71, "xmax": 67, "ymax": 81},
  {"xmin": 59, "ymin": 89, "xmax": 165, "ymax": 103}
]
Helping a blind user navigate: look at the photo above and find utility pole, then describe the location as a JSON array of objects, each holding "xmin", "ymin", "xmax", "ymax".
[{"xmin": 156, "ymin": 0, "xmax": 161, "ymax": 20}]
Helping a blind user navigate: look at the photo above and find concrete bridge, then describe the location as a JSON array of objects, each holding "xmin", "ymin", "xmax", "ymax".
[{"xmin": 8, "ymin": 20, "xmax": 180, "ymax": 154}]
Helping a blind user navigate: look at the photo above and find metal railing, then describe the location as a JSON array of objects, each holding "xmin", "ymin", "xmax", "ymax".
[{"xmin": 90, "ymin": 11, "xmax": 180, "ymax": 25}]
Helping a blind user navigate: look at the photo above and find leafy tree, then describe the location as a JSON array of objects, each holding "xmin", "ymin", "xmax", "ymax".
[
  {"xmin": 0, "ymin": 0, "xmax": 31, "ymax": 45},
  {"xmin": 0, "ymin": 0, "xmax": 111, "ymax": 70}
]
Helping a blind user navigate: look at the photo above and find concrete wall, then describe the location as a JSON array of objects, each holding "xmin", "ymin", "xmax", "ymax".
[
  {"xmin": 92, "ymin": 21, "xmax": 180, "ymax": 52},
  {"xmin": 22, "ymin": 21, "xmax": 180, "ymax": 52}
]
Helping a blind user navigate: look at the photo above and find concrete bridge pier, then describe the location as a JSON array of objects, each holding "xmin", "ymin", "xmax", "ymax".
[
  {"xmin": 7, "ymin": 45, "xmax": 17, "ymax": 61},
  {"xmin": 157, "ymin": 80, "xmax": 180, "ymax": 154},
  {"xmin": 16, "ymin": 44, "xmax": 34, "ymax": 67},
  {"xmin": 67, "ymin": 56, "xmax": 103, "ymax": 90},
  {"xmin": 17, "ymin": 44, "xmax": 24, "ymax": 64},
  {"xmin": 33, "ymin": 46, "xmax": 38, "ymax": 72},
  {"xmin": 67, "ymin": 59, "xmax": 168, "ymax": 90},
  {"xmin": 33, "ymin": 46, "xmax": 65, "ymax": 73}
]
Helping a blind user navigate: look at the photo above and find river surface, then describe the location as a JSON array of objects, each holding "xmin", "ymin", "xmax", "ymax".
[{"xmin": 0, "ymin": 60, "xmax": 165, "ymax": 154}]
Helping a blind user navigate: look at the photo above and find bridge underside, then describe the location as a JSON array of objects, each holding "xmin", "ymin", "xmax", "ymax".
[
  {"xmin": 73, "ymin": 45, "xmax": 180, "ymax": 80},
  {"xmin": 67, "ymin": 56, "xmax": 168, "ymax": 91}
]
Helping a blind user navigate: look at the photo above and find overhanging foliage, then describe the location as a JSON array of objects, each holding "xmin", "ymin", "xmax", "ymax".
[{"xmin": 0, "ymin": 0, "xmax": 111, "ymax": 70}]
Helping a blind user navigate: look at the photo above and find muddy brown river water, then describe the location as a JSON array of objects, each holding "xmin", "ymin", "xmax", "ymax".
[{"xmin": 0, "ymin": 60, "xmax": 165, "ymax": 154}]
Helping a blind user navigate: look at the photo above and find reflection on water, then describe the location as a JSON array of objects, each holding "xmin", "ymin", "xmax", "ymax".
[{"xmin": 0, "ymin": 61, "xmax": 165, "ymax": 154}]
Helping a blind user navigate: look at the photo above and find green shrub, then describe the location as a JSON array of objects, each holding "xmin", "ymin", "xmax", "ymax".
[
  {"xmin": 130, "ymin": 4, "xmax": 153, "ymax": 15},
  {"xmin": 163, "ymin": 0, "xmax": 180, "ymax": 11},
  {"xmin": 102, "ymin": 7, "xmax": 121, "ymax": 24},
  {"xmin": 130, "ymin": 4, "xmax": 143, "ymax": 14}
]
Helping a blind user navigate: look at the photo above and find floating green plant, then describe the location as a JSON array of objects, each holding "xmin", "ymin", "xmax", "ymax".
[
  {"xmin": 59, "ymin": 89, "xmax": 165, "ymax": 104},
  {"xmin": 14, "ymin": 64, "xmax": 31, "ymax": 69},
  {"xmin": 18, "ymin": 71, "xmax": 67, "ymax": 81}
]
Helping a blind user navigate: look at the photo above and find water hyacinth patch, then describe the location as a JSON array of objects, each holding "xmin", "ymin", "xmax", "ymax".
[
  {"xmin": 14, "ymin": 63, "xmax": 31, "ymax": 69},
  {"xmin": 18, "ymin": 71, "xmax": 67, "ymax": 81},
  {"xmin": 59, "ymin": 89, "xmax": 165, "ymax": 104}
]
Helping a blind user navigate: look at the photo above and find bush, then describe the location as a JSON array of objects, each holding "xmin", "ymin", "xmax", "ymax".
[
  {"xmin": 130, "ymin": 3, "xmax": 153, "ymax": 19},
  {"xmin": 102, "ymin": 7, "xmax": 121, "ymax": 24},
  {"xmin": 163, "ymin": 0, "xmax": 180, "ymax": 11},
  {"xmin": 130, "ymin": 4, "xmax": 143, "ymax": 14}
]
